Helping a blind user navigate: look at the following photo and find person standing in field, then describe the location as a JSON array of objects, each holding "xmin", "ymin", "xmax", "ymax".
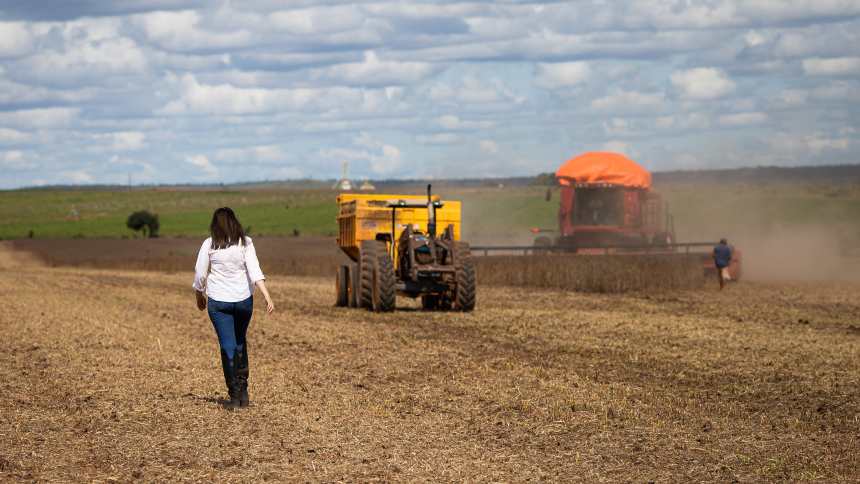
[
  {"xmin": 193, "ymin": 207, "xmax": 275, "ymax": 409},
  {"xmin": 713, "ymin": 238, "xmax": 733, "ymax": 290}
]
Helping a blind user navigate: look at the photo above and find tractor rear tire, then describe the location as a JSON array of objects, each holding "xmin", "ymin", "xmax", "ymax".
[
  {"xmin": 335, "ymin": 265, "xmax": 349, "ymax": 307},
  {"xmin": 374, "ymin": 242, "xmax": 396, "ymax": 312},
  {"xmin": 348, "ymin": 263, "xmax": 360, "ymax": 308},
  {"xmin": 453, "ymin": 242, "xmax": 476, "ymax": 312},
  {"xmin": 360, "ymin": 240, "xmax": 395, "ymax": 312},
  {"xmin": 359, "ymin": 241, "xmax": 376, "ymax": 310}
]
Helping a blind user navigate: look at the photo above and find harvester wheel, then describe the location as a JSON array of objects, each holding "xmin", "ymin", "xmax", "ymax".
[
  {"xmin": 348, "ymin": 263, "xmax": 360, "ymax": 308},
  {"xmin": 374, "ymin": 242, "xmax": 396, "ymax": 312},
  {"xmin": 359, "ymin": 241, "xmax": 376, "ymax": 310},
  {"xmin": 453, "ymin": 242, "xmax": 476, "ymax": 312},
  {"xmin": 335, "ymin": 265, "xmax": 349, "ymax": 307}
]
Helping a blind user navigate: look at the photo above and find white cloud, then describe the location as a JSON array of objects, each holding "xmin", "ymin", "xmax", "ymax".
[
  {"xmin": 160, "ymin": 73, "xmax": 344, "ymax": 115},
  {"xmin": 602, "ymin": 140, "xmax": 630, "ymax": 154},
  {"xmin": 17, "ymin": 37, "xmax": 147, "ymax": 86},
  {"xmin": 534, "ymin": 62, "xmax": 591, "ymax": 89},
  {"xmin": 802, "ymin": 57, "xmax": 860, "ymax": 76},
  {"xmin": 744, "ymin": 30, "xmax": 767, "ymax": 47},
  {"xmin": 770, "ymin": 133, "xmax": 851, "ymax": 156},
  {"xmin": 0, "ymin": 22, "xmax": 34, "ymax": 58},
  {"xmin": 806, "ymin": 136, "xmax": 849, "ymax": 154},
  {"xmin": 269, "ymin": 5, "xmax": 364, "ymax": 35},
  {"xmin": 311, "ymin": 51, "xmax": 442, "ymax": 86},
  {"xmin": 132, "ymin": 10, "xmax": 254, "ymax": 52},
  {"xmin": 719, "ymin": 112, "xmax": 769, "ymax": 126},
  {"xmin": 160, "ymin": 74, "xmax": 410, "ymax": 116},
  {"xmin": 776, "ymin": 89, "xmax": 809, "ymax": 107},
  {"xmin": 0, "ymin": 150, "xmax": 34, "ymax": 169},
  {"xmin": 415, "ymin": 133, "xmax": 460, "ymax": 145},
  {"xmin": 810, "ymin": 81, "xmax": 860, "ymax": 102},
  {"xmin": 321, "ymin": 132, "xmax": 404, "ymax": 175},
  {"xmin": 96, "ymin": 131, "xmax": 146, "ymax": 151},
  {"xmin": 670, "ymin": 68, "xmax": 735, "ymax": 100},
  {"xmin": 0, "ymin": 78, "xmax": 96, "ymax": 104},
  {"xmin": 436, "ymin": 115, "xmax": 495, "ymax": 130},
  {"xmin": 0, "ymin": 128, "xmax": 31, "ymax": 144},
  {"xmin": 602, "ymin": 118, "xmax": 633, "ymax": 137},
  {"xmin": 591, "ymin": 90, "xmax": 665, "ymax": 112},
  {"xmin": 429, "ymin": 76, "xmax": 523, "ymax": 105},
  {"xmin": 0, "ymin": 108, "xmax": 79, "ymax": 129},
  {"xmin": 62, "ymin": 170, "xmax": 94, "ymax": 184},
  {"xmin": 215, "ymin": 145, "xmax": 287, "ymax": 164},
  {"xmin": 479, "ymin": 140, "xmax": 499, "ymax": 154},
  {"xmin": 185, "ymin": 154, "xmax": 219, "ymax": 178}
]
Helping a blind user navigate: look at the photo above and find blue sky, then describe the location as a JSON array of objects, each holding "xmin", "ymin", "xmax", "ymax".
[{"xmin": 0, "ymin": 1, "xmax": 858, "ymax": 188}]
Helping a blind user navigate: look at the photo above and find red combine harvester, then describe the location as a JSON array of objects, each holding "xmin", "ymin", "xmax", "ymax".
[{"xmin": 476, "ymin": 152, "xmax": 742, "ymax": 280}]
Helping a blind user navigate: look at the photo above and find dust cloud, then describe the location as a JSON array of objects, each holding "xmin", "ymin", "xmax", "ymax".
[{"xmin": 731, "ymin": 226, "xmax": 860, "ymax": 282}]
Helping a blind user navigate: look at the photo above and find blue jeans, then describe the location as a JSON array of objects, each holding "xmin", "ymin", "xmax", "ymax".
[{"xmin": 207, "ymin": 296, "xmax": 253, "ymax": 357}]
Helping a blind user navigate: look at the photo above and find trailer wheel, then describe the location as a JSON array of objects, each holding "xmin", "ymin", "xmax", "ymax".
[
  {"xmin": 374, "ymin": 242, "xmax": 396, "ymax": 312},
  {"xmin": 348, "ymin": 263, "xmax": 359, "ymax": 308},
  {"xmin": 335, "ymin": 265, "xmax": 349, "ymax": 307},
  {"xmin": 453, "ymin": 242, "xmax": 476, "ymax": 312},
  {"xmin": 359, "ymin": 241, "xmax": 376, "ymax": 310}
]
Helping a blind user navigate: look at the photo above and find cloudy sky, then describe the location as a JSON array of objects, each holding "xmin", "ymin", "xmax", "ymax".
[{"xmin": 0, "ymin": 1, "xmax": 858, "ymax": 188}]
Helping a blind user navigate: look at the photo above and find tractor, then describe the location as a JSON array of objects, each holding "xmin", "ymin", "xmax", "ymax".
[{"xmin": 334, "ymin": 185, "xmax": 476, "ymax": 312}]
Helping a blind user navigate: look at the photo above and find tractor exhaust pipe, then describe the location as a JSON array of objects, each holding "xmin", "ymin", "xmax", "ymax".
[{"xmin": 427, "ymin": 184, "xmax": 436, "ymax": 237}]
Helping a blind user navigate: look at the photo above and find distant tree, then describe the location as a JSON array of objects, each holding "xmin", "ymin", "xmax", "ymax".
[
  {"xmin": 532, "ymin": 172, "xmax": 556, "ymax": 186},
  {"xmin": 126, "ymin": 211, "xmax": 160, "ymax": 238}
]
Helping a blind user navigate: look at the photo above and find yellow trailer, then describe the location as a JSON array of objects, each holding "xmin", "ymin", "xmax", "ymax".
[{"xmin": 334, "ymin": 185, "xmax": 476, "ymax": 312}]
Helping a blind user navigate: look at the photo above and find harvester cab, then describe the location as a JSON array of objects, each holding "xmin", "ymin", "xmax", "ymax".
[{"xmin": 335, "ymin": 185, "xmax": 476, "ymax": 312}]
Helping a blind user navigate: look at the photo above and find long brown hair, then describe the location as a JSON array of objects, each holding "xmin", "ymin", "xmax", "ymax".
[{"xmin": 210, "ymin": 207, "xmax": 247, "ymax": 249}]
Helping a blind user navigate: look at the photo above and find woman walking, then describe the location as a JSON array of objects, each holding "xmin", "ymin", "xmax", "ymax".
[{"xmin": 193, "ymin": 207, "xmax": 274, "ymax": 409}]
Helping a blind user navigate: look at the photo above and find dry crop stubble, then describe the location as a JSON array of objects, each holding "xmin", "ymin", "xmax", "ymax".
[{"xmin": 0, "ymin": 260, "xmax": 858, "ymax": 481}]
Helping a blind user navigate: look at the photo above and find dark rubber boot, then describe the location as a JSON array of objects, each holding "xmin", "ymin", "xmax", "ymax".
[
  {"xmin": 236, "ymin": 345, "xmax": 249, "ymax": 407},
  {"xmin": 220, "ymin": 350, "xmax": 241, "ymax": 409}
]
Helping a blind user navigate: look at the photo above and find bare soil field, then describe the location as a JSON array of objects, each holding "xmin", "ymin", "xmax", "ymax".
[
  {"xmin": 9, "ymin": 237, "xmax": 347, "ymax": 277},
  {"xmin": 1, "ymin": 245, "xmax": 858, "ymax": 481}
]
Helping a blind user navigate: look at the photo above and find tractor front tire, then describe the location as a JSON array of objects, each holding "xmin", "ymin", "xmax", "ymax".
[
  {"xmin": 453, "ymin": 242, "xmax": 476, "ymax": 312},
  {"xmin": 335, "ymin": 265, "xmax": 349, "ymax": 307}
]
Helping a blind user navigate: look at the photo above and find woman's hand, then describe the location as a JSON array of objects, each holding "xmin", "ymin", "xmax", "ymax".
[
  {"xmin": 256, "ymin": 280, "xmax": 275, "ymax": 315},
  {"xmin": 195, "ymin": 290, "xmax": 207, "ymax": 311}
]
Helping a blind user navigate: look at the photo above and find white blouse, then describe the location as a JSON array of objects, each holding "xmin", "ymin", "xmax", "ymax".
[{"xmin": 192, "ymin": 236, "xmax": 266, "ymax": 303}]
